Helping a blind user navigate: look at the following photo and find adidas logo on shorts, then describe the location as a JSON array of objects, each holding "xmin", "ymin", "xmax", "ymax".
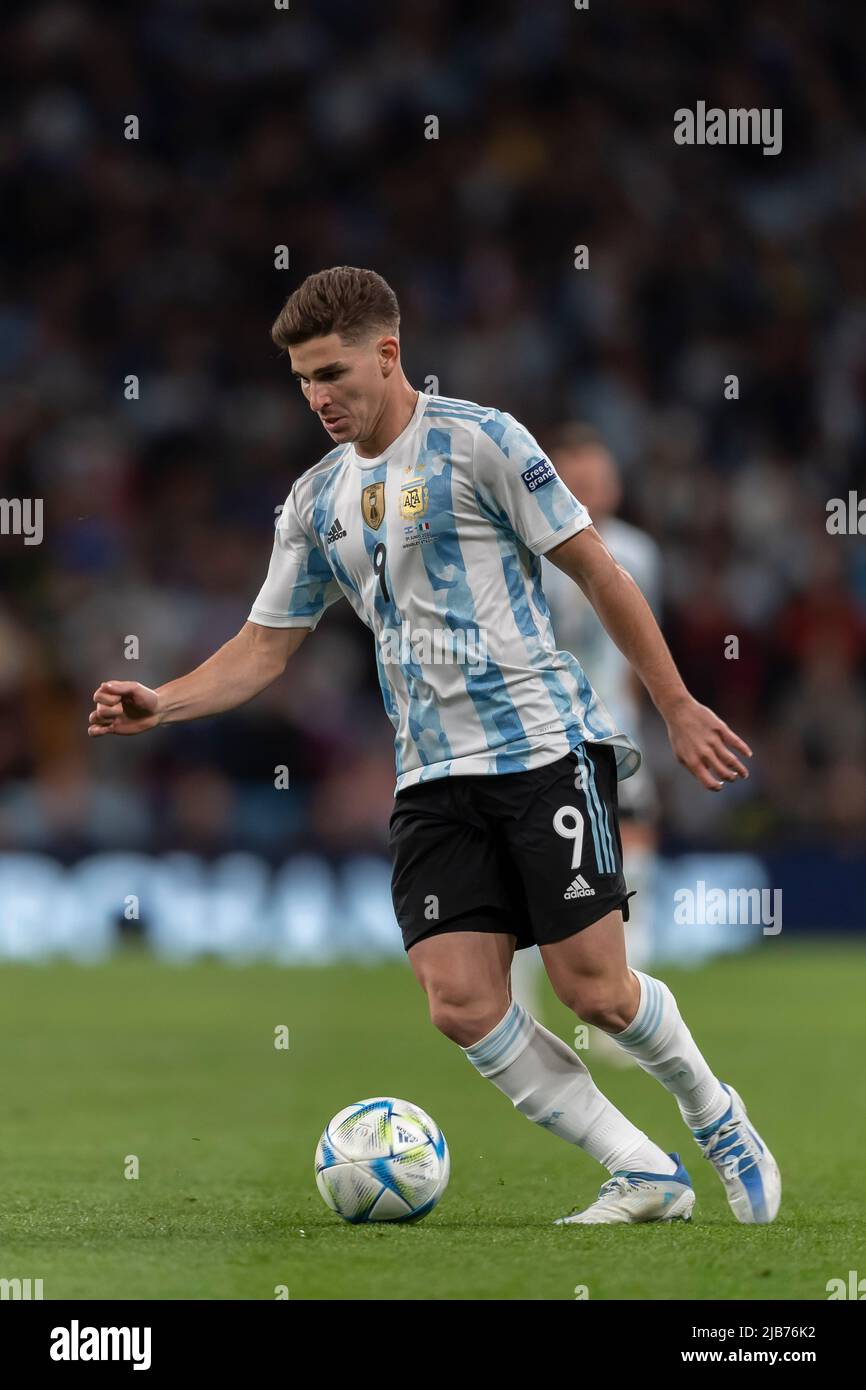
[{"xmin": 564, "ymin": 874, "xmax": 595, "ymax": 900}]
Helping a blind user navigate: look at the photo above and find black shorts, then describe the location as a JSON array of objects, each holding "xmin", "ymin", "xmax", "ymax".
[{"xmin": 389, "ymin": 743, "xmax": 633, "ymax": 953}]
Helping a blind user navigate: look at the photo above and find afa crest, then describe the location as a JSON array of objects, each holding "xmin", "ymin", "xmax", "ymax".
[
  {"xmin": 400, "ymin": 478, "xmax": 429, "ymax": 520},
  {"xmin": 361, "ymin": 481, "xmax": 385, "ymax": 530}
]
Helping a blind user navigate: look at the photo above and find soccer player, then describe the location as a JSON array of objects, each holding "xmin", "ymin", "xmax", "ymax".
[{"xmin": 89, "ymin": 266, "xmax": 780, "ymax": 1225}]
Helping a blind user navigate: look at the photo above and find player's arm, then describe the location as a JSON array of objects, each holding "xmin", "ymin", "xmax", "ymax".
[
  {"xmin": 89, "ymin": 480, "xmax": 343, "ymax": 739},
  {"xmin": 88, "ymin": 621, "xmax": 309, "ymax": 737},
  {"xmin": 546, "ymin": 525, "xmax": 751, "ymax": 791}
]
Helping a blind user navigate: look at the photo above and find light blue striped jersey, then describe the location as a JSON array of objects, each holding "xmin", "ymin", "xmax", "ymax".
[{"xmin": 248, "ymin": 390, "xmax": 641, "ymax": 792}]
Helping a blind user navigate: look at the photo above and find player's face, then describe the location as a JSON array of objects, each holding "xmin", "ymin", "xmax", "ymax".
[{"xmin": 289, "ymin": 333, "xmax": 391, "ymax": 445}]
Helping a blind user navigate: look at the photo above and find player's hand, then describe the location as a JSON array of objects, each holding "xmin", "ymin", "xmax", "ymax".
[
  {"xmin": 88, "ymin": 681, "xmax": 162, "ymax": 737},
  {"xmin": 663, "ymin": 695, "xmax": 752, "ymax": 791}
]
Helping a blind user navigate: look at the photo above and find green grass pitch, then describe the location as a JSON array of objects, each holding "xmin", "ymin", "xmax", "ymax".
[{"xmin": 1, "ymin": 941, "xmax": 863, "ymax": 1300}]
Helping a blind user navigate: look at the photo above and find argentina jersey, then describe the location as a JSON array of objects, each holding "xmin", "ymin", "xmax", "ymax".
[{"xmin": 248, "ymin": 390, "xmax": 641, "ymax": 792}]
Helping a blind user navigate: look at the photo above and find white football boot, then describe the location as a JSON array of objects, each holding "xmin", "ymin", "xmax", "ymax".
[
  {"xmin": 554, "ymin": 1152, "xmax": 695, "ymax": 1225},
  {"xmin": 691, "ymin": 1082, "xmax": 781, "ymax": 1224}
]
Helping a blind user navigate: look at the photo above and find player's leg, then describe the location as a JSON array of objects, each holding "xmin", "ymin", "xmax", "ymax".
[
  {"xmin": 504, "ymin": 742, "xmax": 777, "ymax": 1223},
  {"xmin": 406, "ymin": 927, "xmax": 515, "ymax": 1047},
  {"xmin": 391, "ymin": 779, "xmax": 685, "ymax": 1198},
  {"xmin": 513, "ymin": 740, "xmax": 727, "ymax": 1127},
  {"xmin": 538, "ymin": 850, "xmax": 781, "ymax": 1222},
  {"xmin": 581, "ymin": 760, "xmax": 657, "ymax": 1065},
  {"xmin": 513, "ymin": 826, "xmax": 654, "ymax": 1067},
  {"xmin": 407, "ymin": 924, "xmax": 687, "ymax": 1188},
  {"xmin": 541, "ymin": 906, "xmax": 728, "ymax": 1126}
]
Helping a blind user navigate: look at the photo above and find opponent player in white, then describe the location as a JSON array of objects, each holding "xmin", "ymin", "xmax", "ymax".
[{"xmin": 89, "ymin": 267, "xmax": 780, "ymax": 1225}]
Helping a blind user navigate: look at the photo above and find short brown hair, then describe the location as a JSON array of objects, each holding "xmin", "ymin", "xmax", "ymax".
[{"xmin": 271, "ymin": 266, "xmax": 400, "ymax": 350}]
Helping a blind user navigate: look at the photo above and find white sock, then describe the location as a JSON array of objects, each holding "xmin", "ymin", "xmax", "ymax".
[
  {"xmin": 461, "ymin": 1001, "xmax": 676, "ymax": 1176},
  {"xmin": 609, "ymin": 970, "xmax": 729, "ymax": 1130}
]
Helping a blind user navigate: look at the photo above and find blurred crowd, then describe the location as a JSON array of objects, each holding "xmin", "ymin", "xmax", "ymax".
[{"xmin": 0, "ymin": 0, "xmax": 864, "ymax": 859}]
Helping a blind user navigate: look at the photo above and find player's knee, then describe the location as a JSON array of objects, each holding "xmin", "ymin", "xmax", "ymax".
[
  {"xmin": 427, "ymin": 990, "xmax": 509, "ymax": 1047},
  {"xmin": 562, "ymin": 978, "xmax": 633, "ymax": 1032}
]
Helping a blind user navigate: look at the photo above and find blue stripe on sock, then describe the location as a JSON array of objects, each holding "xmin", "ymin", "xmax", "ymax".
[
  {"xmin": 629, "ymin": 977, "xmax": 662, "ymax": 1044},
  {"xmin": 621, "ymin": 974, "xmax": 664, "ymax": 1046},
  {"xmin": 467, "ymin": 1002, "xmax": 525, "ymax": 1068}
]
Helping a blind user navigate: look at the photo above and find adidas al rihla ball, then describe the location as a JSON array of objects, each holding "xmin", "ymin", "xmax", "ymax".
[{"xmin": 315, "ymin": 1097, "xmax": 450, "ymax": 1223}]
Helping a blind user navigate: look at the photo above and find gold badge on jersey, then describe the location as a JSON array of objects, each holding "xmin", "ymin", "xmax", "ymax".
[
  {"xmin": 400, "ymin": 478, "xmax": 429, "ymax": 520},
  {"xmin": 361, "ymin": 481, "xmax": 385, "ymax": 530}
]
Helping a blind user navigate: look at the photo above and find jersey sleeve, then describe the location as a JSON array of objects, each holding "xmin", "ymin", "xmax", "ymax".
[
  {"xmin": 248, "ymin": 486, "xmax": 343, "ymax": 629},
  {"xmin": 472, "ymin": 411, "xmax": 592, "ymax": 555}
]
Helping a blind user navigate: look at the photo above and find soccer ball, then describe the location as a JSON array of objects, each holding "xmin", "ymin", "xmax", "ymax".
[{"xmin": 315, "ymin": 1096, "xmax": 450, "ymax": 1224}]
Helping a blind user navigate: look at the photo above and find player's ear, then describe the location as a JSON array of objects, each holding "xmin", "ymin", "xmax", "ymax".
[{"xmin": 377, "ymin": 335, "xmax": 399, "ymax": 375}]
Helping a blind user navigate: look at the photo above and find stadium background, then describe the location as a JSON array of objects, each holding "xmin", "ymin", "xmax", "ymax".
[
  {"xmin": 1, "ymin": 0, "xmax": 863, "ymax": 956},
  {"xmin": 0, "ymin": 0, "xmax": 864, "ymax": 1303}
]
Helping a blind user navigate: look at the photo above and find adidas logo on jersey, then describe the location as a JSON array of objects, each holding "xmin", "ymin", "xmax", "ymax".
[
  {"xmin": 326, "ymin": 517, "xmax": 347, "ymax": 544},
  {"xmin": 564, "ymin": 874, "xmax": 595, "ymax": 900}
]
